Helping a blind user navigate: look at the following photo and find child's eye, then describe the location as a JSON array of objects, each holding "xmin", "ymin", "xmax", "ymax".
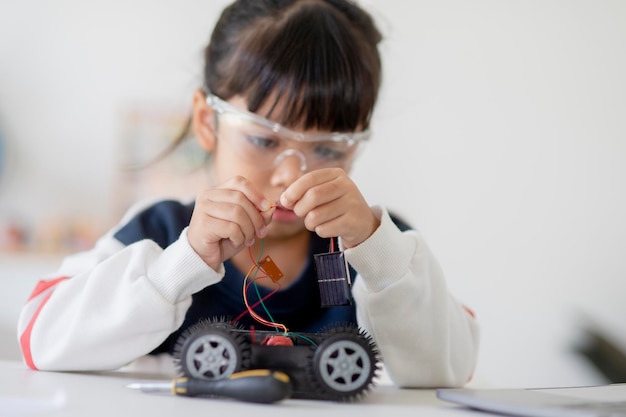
[
  {"xmin": 314, "ymin": 145, "xmax": 346, "ymax": 161},
  {"xmin": 247, "ymin": 136, "xmax": 279, "ymax": 150}
]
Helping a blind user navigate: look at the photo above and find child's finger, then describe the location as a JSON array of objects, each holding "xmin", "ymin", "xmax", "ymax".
[
  {"xmin": 280, "ymin": 168, "xmax": 342, "ymax": 209},
  {"xmin": 218, "ymin": 176, "xmax": 275, "ymax": 236},
  {"xmin": 205, "ymin": 200, "xmax": 258, "ymax": 245},
  {"xmin": 192, "ymin": 192, "xmax": 257, "ymax": 245},
  {"xmin": 222, "ymin": 176, "xmax": 274, "ymax": 214}
]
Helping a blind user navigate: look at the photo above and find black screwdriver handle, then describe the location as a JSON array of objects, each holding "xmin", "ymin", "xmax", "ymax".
[{"xmin": 173, "ymin": 370, "xmax": 292, "ymax": 403}]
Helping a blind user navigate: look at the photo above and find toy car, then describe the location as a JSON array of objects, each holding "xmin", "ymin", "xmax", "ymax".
[{"xmin": 173, "ymin": 317, "xmax": 380, "ymax": 401}]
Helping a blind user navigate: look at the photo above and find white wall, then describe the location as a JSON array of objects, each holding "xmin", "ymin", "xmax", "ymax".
[{"xmin": 1, "ymin": 0, "xmax": 625, "ymax": 388}]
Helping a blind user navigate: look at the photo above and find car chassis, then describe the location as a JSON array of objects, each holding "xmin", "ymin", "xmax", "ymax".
[{"xmin": 173, "ymin": 318, "xmax": 380, "ymax": 401}]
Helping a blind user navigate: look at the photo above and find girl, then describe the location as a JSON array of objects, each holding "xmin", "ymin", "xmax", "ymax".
[{"xmin": 18, "ymin": 0, "xmax": 478, "ymax": 387}]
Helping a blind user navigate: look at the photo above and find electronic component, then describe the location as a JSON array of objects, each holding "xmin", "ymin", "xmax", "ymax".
[
  {"xmin": 258, "ymin": 255, "xmax": 284, "ymax": 282},
  {"xmin": 314, "ymin": 251, "xmax": 352, "ymax": 307}
]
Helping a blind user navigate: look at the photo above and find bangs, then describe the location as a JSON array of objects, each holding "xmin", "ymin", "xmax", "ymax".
[{"xmin": 210, "ymin": 2, "xmax": 381, "ymax": 132}]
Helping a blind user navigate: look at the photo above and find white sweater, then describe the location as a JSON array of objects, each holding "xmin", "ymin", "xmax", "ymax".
[{"xmin": 17, "ymin": 199, "xmax": 479, "ymax": 387}]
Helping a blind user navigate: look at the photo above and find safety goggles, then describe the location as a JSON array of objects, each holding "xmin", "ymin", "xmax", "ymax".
[{"xmin": 206, "ymin": 93, "xmax": 370, "ymax": 172}]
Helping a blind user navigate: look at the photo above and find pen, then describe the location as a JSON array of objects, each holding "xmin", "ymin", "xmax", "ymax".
[{"xmin": 127, "ymin": 369, "xmax": 292, "ymax": 404}]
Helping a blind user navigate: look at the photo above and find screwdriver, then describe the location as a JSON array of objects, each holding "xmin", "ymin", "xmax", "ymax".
[{"xmin": 127, "ymin": 369, "xmax": 292, "ymax": 404}]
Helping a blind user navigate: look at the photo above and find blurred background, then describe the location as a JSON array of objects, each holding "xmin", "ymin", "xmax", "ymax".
[{"xmin": 1, "ymin": 0, "xmax": 625, "ymax": 387}]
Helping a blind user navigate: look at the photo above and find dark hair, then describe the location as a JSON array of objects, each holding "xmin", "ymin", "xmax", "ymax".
[
  {"xmin": 160, "ymin": 0, "xmax": 382, "ymax": 164},
  {"xmin": 206, "ymin": 0, "xmax": 382, "ymax": 132}
]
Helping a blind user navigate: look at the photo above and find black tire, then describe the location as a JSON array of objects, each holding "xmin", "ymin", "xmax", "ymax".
[
  {"xmin": 310, "ymin": 326, "xmax": 379, "ymax": 401},
  {"xmin": 174, "ymin": 321, "xmax": 250, "ymax": 380}
]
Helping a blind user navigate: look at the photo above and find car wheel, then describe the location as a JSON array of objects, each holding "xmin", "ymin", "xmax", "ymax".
[
  {"xmin": 174, "ymin": 321, "xmax": 250, "ymax": 380},
  {"xmin": 310, "ymin": 326, "xmax": 378, "ymax": 400}
]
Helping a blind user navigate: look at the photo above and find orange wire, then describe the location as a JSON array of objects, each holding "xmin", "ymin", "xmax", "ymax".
[{"xmin": 241, "ymin": 248, "xmax": 288, "ymax": 333}]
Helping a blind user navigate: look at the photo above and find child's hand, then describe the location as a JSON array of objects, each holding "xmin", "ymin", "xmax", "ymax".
[
  {"xmin": 188, "ymin": 176, "xmax": 275, "ymax": 271},
  {"xmin": 279, "ymin": 168, "xmax": 380, "ymax": 249}
]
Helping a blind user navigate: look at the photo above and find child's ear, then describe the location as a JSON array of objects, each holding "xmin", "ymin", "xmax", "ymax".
[{"xmin": 192, "ymin": 89, "xmax": 216, "ymax": 152}]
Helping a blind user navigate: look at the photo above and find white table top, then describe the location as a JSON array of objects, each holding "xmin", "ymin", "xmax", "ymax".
[{"xmin": 0, "ymin": 360, "xmax": 478, "ymax": 417}]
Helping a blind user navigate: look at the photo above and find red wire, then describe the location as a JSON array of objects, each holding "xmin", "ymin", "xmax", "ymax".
[
  {"xmin": 233, "ymin": 276, "xmax": 281, "ymax": 322},
  {"xmin": 248, "ymin": 245, "xmax": 258, "ymax": 265}
]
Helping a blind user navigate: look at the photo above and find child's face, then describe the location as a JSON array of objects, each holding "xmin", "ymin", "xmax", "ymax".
[{"xmin": 193, "ymin": 92, "xmax": 363, "ymax": 240}]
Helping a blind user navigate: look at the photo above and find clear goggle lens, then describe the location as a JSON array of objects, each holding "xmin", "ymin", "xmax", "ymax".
[{"xmin": 206, "ymin": 94, "xmax": 370, "ymax": 172}]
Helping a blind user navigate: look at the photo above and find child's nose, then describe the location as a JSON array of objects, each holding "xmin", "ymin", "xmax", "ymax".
[{"xmin": 271, "ymin": 149, "xmax": 307, "ymax": 186}]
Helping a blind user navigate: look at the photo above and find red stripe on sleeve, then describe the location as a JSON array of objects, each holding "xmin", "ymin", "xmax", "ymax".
[
  {"xmin": 20, "ymin": 276, "xmax": 69, "ymax": 370},
  {"xmin": 463, "ymin": 305, "xmax": 476, "ymax": 319},
  {"xmin": 27, "ymin": 276, "xmax": 69, "ymax": 301},
  {"xmin": 20, "ymin": 292, "xmax": 53, "ymax": 370}
]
